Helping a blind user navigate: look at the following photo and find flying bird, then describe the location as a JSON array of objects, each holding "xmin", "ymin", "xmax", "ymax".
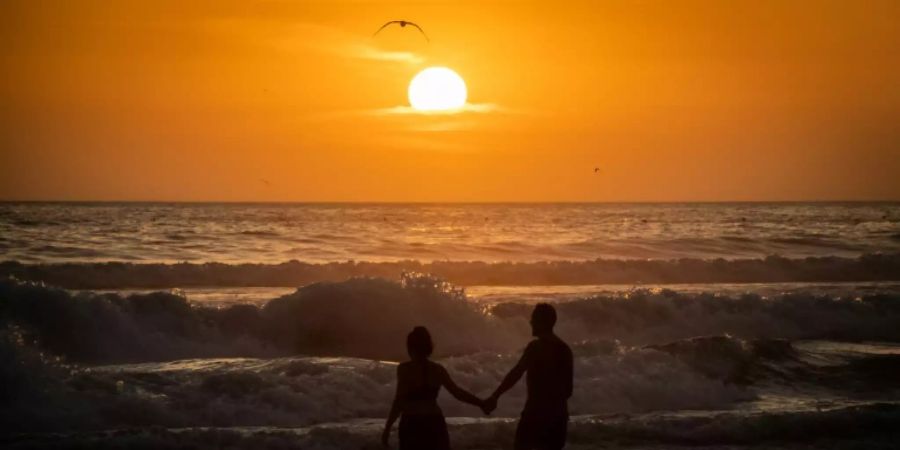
[
  {"xmin": 594, "ymin": 167, "xmax": 601, "ymax": 173},
  {"xmin": 259, "ymin": 178, "xmax": 271, "ymax": 187},
  {"xmin": 373, "ymin": 20, "xmax": 429, "ymax": 42}
]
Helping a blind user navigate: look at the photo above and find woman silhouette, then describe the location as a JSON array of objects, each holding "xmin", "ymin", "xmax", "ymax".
[{"xmin": 382, "ymin": 326, "xmax": 484, "ymax": 449}]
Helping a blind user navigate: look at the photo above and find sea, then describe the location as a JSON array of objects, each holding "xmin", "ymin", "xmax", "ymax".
[{"xmin": 2, "ymin": 202, "xmax": 899, "ymax": 449}]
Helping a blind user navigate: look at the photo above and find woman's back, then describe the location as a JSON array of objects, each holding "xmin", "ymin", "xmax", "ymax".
[{"xmin": 398, "ymin": 359, "xmax": 443, "ymax": 416}]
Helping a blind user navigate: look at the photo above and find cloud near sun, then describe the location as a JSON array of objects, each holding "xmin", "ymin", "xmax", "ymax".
[
  {"xmin": 373, "ymin": 67, "xmax": 503, "ymax": 116},
  {"xmin": 279, "ymin": 26, "xmax": 503, "ymax": 116},
  {"xmin": 209, "ymin": 20, "xmax": 507, "ymax": 118},
  {"xmin": 204, "ymin": 20, "xmax": 424, "ymax": 64},
  {"xmin": 275, "ymin": 23, "xmax": 425, "ymax": 64},
  {"xmin": 374, "ymin": 102, "xmax": 502, "ymax": 116}
]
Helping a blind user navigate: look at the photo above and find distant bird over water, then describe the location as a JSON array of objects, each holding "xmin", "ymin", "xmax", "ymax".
[{"xmin": 373, "ymin": 20, "xmax": 429, "ymax": 42}]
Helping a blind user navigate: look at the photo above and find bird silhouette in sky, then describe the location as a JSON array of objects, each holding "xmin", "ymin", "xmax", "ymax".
[
  {"xmin": 259, "ymin": 178, "xmax": 271, "ymax": 187},
  {"xmin": 594, "ymin": 167, "xmax": 601, "ymax": 173},
  {"xmin": 373, "ymin": 20, "xmax": 429, "ymax": 42}
]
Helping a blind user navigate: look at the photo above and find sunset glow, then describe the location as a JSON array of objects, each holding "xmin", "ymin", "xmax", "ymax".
[
  {"xmin": 1, "ymin": 1, "xmax": 898, "ymax": 202},
  {"xmin": 2, "ymin": 2, "xmax": 900, "ymax": 445}
]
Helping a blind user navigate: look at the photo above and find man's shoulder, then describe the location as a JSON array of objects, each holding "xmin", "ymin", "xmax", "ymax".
[
  {"xmin": 524, "ymin": 338, "xmax": 544, "ymax": 353},
  {"xmin": 529, "ymin": 336, "xmax": 570, "ymax": 352},
  {"xmin": 545, "ymin": 335, "xmax": 573, "ymax": 356},
  {"xmin": 521, "ymin": 339, "xmax": 541, "ymax": 361}
]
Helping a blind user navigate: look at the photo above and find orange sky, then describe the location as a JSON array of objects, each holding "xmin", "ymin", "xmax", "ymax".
[{"xmin": 2, "ymin": 0, "xmax": 898, "ymax": 202}]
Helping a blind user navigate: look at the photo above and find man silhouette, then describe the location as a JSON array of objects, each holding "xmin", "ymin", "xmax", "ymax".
[{"xmin": 484, "ymin": 303, "xmax": 573, "ymax": 450}]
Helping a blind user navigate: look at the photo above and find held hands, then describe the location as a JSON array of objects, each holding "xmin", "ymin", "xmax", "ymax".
[{"xmin": 479, "ymin": 395, "xmax": 498, "ymax": 415}]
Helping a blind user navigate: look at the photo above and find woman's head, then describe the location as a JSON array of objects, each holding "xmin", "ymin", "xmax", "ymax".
[{"xmin": 406, "ymin": 326, "xmax": 434, "ymax": 360}]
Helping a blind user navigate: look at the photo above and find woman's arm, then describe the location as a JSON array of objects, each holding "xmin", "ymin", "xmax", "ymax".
[
  {"xmin": 382, "ymin": 366, "xmax": 404, "ymax": 447},
  {"xmin": 439, "ymin": 365, "xmax": 483, "ymax": 408}
]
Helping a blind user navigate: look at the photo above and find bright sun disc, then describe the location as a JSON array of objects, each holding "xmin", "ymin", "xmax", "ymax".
[{"xmin": 408, "ymin": 67, "xmax": 467, "ymax": 111}]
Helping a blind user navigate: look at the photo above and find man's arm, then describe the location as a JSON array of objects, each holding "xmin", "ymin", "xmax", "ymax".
[{"xmin": 484, "ymin": 343, "xmax": 532, "ymax": 412}]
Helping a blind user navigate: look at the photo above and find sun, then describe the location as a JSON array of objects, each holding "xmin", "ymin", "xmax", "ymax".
[{"xmin": 408, "ymin": 67, "xmax": 467, "ymax": 112}]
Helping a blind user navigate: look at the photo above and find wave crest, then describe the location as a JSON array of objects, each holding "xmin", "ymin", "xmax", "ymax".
[
  {"xmin": 2, "ymin": 253, "xmax": 899, "ymax": 289},
  {"xmin": 3, "ymin": 277, "xmax": 900, "ymax": 364},
  {"xmin": 260, "ymin": 273, "xmax": 513, "ymax": 360}
]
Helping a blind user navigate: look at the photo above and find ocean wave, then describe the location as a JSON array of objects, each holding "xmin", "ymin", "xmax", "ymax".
[
  {"xmin": 4, "ymin": 276, "xmax": 900, "ymax": 434},
  {"xmin": 2, "ymin": 275, "xmax": 899, "ymax": 432},
  {"xmin": 0, "ymin": 274, "xmax": 513, "ymax": 363},
  {"xmin": 0, "ymin": 280, "xmax": 275, "ymax": 363},
  {"xmin": 645, "ymin": 336, "xmax": 900, "ymax": 394},
  {"xmin": 2, "ymin": 275, "xmax": 899, "ymax": 433},
  {"xmin": 493, "ymin": 288, "xmax": 900, "ymax": 346},
  {"xmin": 3, "ymin": 276, "xmax": 900, "ymax": 365},
  {"xmin": 2, "ymin": 253, "xmax": 899, "ymax": 289},
  {"xmin": 0, "ymin": 331, "xmax": 752, "ymax": 432}
]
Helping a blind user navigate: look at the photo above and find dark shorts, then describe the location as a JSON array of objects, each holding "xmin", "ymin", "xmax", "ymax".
[
  {"xmin": 514, "ymin": 411, "xmax": 568, "ymax": 450},
  {"xmin": 399, "ymin": 413, "xmax": 450, "ymax": 450}
]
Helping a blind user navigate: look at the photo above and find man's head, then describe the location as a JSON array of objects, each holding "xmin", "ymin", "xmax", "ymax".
[{"xmin": 530, "ymin": 303, "xmax": 557, "ymax": 336}]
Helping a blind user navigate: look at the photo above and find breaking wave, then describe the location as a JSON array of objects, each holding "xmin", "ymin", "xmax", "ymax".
[
  {"xmin": 0, "ymin": 274, "xmax": 511, "ymax": 363},
  {"xmin": 4, "ymin": 328, "xmax": 900, "ymax": 442},
  {"xmin": 492, "ymin": 288, "xmax": 900, "ymax": 345},
  {"xmin": 3, "ymin": 271, "xmax": 900, "ymax": 434},
  {"xmin": 2, "ymin": 253, "xmax": 899, "ymax": 289},
  {"xmin": 0, "ymin": 329, "xmax": 755, "ymax": 432},
  {"xmin": 3, "ymin": 275, "xmax": 900, "ymax": 365}
]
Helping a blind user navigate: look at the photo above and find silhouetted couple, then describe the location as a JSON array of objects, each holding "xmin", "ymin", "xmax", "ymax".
[{"xmin": 382, "ymin": 303, "xmax": 573, "ymax": 450}]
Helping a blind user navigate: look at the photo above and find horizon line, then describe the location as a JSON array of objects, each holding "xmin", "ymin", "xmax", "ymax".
[{"xmin": 1, "ymin": 199, "xmax": 898, "ymax": 205}]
